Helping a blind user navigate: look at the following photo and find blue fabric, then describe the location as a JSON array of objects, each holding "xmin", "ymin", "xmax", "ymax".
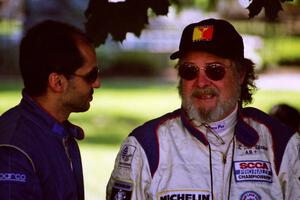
[{"xmin": 0, "ymin": 92, "xmax": 84, "ymax": 200}]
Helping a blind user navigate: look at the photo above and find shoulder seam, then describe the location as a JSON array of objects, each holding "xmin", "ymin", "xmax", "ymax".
[{"xmin": 0, "ymin": 144, "xmax": 36, "ymax": 172}]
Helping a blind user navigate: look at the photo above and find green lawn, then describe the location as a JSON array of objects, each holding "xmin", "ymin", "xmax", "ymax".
[{"xmin": 1, "ymin": 78, "xmax": 300, "ymax": 200}]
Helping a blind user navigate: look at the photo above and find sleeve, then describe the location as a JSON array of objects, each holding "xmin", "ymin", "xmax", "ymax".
[
  {"xmin": 0, "ymin": 145, "xmax": 42, "ymax": 199},
  {"xmin": 278, "ymin": 133, "xmax": 300, "ymax": 200},
  {"xmin": 106, "ymin": 136, "xmax": 152, "ymax": 200}
]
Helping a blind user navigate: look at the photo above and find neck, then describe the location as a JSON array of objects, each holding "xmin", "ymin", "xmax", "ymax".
[{"xmin": 32, "ymin": 95, "xmax": 70, "ymax": 123}]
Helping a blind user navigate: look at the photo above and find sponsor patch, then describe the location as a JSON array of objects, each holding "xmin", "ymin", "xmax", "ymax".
[
  {"xmin": 210, "ymin": 122, "xmax": 226, "ymax": 133},
  {"xmin": 111, "ymin": 180, "xmax": 132, "ymax": 200},
  {"xmin": 240, "ymin": 191, "xmax": 261, "ymax": 200},
  {"xmin": 192, "ymin": 25, "xmax": 214, "ymax": 42},
  {"xmin": 234, "ymin": 160, "xmax": 272, "ymax": 183},
  {"xmin": 237, "ymin": 144, "xmax": 268, "ymax": 156},
  {"xmin": 0, "ymin": 172, "xmax": 27, "ymax": 182},
  {"xmin": 119, "ymin": 145, "xmax": 136, "ymax": 168},
  {"xmin": 158, "ymin": 190, "xmax": 211, "ymax": 200}
]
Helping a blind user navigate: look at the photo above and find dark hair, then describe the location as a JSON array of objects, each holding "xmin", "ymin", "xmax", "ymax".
[
  {"xmin": 269, "ymin": 103, "xmax": 300, "ymax": 131},
  {"xmin": 236, "ymin": 58, "xmax": 257, "ymax": 105},
  {"xmin": 19, "ymin": 20, "xmax": 92, "ymax": 96}
]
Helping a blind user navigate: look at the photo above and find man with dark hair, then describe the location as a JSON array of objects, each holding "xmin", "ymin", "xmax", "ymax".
[
  {"xmin": 106, "ymin": 18, "xmax": 300, "ymax": 199},
  {"xmin": 0, "ymin": 20, "xmax": 101, "ymax": 199}
]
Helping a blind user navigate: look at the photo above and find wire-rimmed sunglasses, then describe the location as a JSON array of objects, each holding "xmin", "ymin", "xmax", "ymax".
[
  {"xmin": 178, "ymin": 62, "xmax": 228, "ymax": 81},
  {"xmin": 72, "ymin": 66, "xmax": 100, "ymax": 84}
]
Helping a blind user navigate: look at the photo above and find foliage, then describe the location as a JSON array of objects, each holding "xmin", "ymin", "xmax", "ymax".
[
  {"xmin": 248, "ymin": 0, "xmax": 283, "ymax": 21},
  {"xmin": 85, "ymin": 0, "xmax": 295, "ymax": 46},
  {"xmin": 98, "ymin": 51, "xmax": 169, "ymax": 77},
  {"xmin": 84, "ymin": 0, "xmax": 170, "ymax": 46}
]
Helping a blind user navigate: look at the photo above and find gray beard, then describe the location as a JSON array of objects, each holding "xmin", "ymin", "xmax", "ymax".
[
  {"xmin": 179, "ymin": 82, "xmax": 241, "ymax": 123},
  {"xmin": 184, "ymin": 94, "xmax": 238, "ymax": 123}
]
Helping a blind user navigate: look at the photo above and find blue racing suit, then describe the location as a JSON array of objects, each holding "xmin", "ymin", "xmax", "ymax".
[{"xmin": 0, "ymin": 92, "xmax": 85, "ymax": 200}]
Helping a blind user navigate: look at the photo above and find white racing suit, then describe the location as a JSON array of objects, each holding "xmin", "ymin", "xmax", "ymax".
[{"xmin": 106, "ymin": 107, "xmax": 300, "ymax": 200}]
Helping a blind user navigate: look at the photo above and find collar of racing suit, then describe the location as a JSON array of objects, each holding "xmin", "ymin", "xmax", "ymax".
[
  {"xmin": 20, "ymin": 90, "xmax": 85, "ymax": 140},
  {"xmin": 180, "ymin": 105, "xmax": 259, "ymax": 147}
]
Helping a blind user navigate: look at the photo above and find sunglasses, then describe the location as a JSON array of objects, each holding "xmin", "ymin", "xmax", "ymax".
[
  {"xmin": 178, "ymin": 62, "xmax": 228, "ymax": 81},
  {"xmin": 72, "ymin": 66, "xmax": 100, "ymax": 83}
]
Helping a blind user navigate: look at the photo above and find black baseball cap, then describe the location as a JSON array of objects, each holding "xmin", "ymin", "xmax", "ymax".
[{"xmin": 170, "ymin": 18, "xmax": 244, "ymax": 60}]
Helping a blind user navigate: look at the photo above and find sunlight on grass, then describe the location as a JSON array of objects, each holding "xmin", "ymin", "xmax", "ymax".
[
  {"xmin": 79, "ymin": 144, "xmax": 118, "ymax": 200},
  {"xmin": 1, "ymin": 80, "xmax": 300, "ymax": 200}
]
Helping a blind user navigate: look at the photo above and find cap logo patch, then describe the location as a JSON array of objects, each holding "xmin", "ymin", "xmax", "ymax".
[{"xmin": 192, "ymin": 25, "xmax": 213, "ymax": 42}]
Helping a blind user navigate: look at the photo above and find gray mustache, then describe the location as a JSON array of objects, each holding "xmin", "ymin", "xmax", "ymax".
[{"xmin": 192, "ymin": 87, "xmax": 219, "ymax": 97}]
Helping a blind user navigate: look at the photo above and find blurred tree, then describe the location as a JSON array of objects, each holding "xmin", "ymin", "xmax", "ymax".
[
  {"xmin": 85, "ymin": 0, "xmax": 295, "ymax": 46},
  {"xmin": 247, "ymin": 0, "xmax": 294, "ymax": 21},
  {"xmin": 84, "ymin": 0, "xmax": 170, "ymax": 46}
]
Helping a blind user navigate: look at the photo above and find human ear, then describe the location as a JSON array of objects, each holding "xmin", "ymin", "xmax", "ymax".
[{"xmin": 48, "ymin": 72, "xmax": 65, "ymax": 93}]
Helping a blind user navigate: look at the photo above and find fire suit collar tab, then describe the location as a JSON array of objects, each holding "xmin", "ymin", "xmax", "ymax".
[{"xmin": 180, "ymin": 109, "xmax": 209, "ymax": 145}]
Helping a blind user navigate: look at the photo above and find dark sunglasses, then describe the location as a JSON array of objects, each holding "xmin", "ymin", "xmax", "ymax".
[
  {"xmin": 72, "ymin": 66, "xmax": 100, "ymax": 83},
  {"xmin": 178, "ymin": 62, "xmax": 227, "ymax": 81}
]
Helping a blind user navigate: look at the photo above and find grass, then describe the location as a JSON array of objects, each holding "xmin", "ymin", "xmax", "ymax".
[
  {"xmin": 262, "ymin": 37, "xmax": 300, "ymax": 65},
  {"xmin": 1, "ymin": 78, "xmax": 300, "ymax": 199}
]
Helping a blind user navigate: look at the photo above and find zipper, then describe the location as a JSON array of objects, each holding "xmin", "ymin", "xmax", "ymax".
[{"xmin": 63, "ymin": 137, "xmax": 73, "ymax": 171}]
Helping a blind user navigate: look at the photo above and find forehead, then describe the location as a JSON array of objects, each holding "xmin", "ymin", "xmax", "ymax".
[
  {"xmin": 180, "ymin": 51, "xmax": 231, "ymax": 64},
  {"xmin": 76, "ymin": 39, "xmax": 95, "ymax": 57}
]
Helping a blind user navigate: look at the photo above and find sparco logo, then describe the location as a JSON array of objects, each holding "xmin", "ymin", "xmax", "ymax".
[
  {"xmin": 0, "ymin": 173, "xmax": 26, "ymax": 182},
  {"xmin": 159, "ymin": 191, "xmax": 211, "ymax": 200}
]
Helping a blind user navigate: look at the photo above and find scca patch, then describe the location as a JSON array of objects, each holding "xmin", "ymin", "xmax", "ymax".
[
  {"xmin": 111, "ymin": 180, "xmax": 133, "ymax": 200},
  {"xmin": 158, "ymin": 190, "xmax": 211, "ymax": 200},
  {"xmin": 119, "ymin": 144, "xmax": 136, "ymax": 168},
  {"xmin": 240, "ymin": 191, "xmax": 261, "ymax": 200},
  {"xmin": 234, "ymin": 160, "xmax": 272, "ymax": 183}
]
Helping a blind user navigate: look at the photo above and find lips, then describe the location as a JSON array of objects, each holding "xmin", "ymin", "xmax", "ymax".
[
  {"xmin": 89, "ymin": 89, "xmax": 94, "ymax": 101},
  {"xmin": 195, "ymin": 94, "xmax": 215, "ymax": 99},
  {"xmin": 192, "ymin": 87, "xmax": 218, "ymax": 100}
]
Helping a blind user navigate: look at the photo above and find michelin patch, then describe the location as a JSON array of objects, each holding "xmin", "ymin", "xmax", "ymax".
[
  {"xmin": 158, "ymin": 190, "xmax": 211, "ymax": 200},
  {"xmin": 119, "ymin": 145, "xmax": 136, "ymax": 168},
  {"xmin": 111, "ymin": 180, "xmax": 133, "ymax": 200},
  {"xmin": 240, "ymin": 191, "xmax": 261, "ymax": 200},
  {"xmin": 234, "ymin": 160, "xmax": 272, "ymax": 183}
]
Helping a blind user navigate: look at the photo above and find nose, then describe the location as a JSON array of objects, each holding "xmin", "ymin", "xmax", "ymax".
[
  {"xmin": 92, "ymin": 77, "xmax": 101, "ymax": 88},
  {"xmin": 195, "ymin": 70, "xmax": 211, "ymax": 87}
]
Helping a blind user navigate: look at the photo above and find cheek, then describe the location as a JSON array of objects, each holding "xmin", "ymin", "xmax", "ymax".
[
  {"xmin": 180, "ymin": 81, "xmax": 194, "ymax": 96},
  {"xmin": 220, "ymin": 77, "xmax": 240, "ymax": 99}
]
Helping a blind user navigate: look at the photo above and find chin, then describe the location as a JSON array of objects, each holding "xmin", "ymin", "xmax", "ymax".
[{"xmin": 73, "ymin": 104, "xmax": 90, "ymax": 113}]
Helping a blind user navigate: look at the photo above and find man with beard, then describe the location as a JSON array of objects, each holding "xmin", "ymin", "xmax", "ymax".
[
  {"xmin": 106, "ymin": 18, "xmax": 300, "ymax": 200},
  {"xmin": 0, "ymin": 20, "xmax": 100, "ymax": 199}
]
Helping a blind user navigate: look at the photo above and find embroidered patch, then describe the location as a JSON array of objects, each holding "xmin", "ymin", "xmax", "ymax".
[
  {"xmin": 0, "ymin": 173, "xmax": 27, "ymax": 182},
  {"xmin": 210, "ymin": 122, "xmax": 226, "ymax": 133},
  {"xmin": 111, "ymin": 180, "xmax": 133, "ymax": 200},
  {"xmin": 158, "ymin": 190, "xmax": 211, "ymax": 200},
  {"xmin": 192, "ymin": 25, "xmax": 214, "ymax": 42},
  {"xmin": 240, "ymin": 191, "xmax": 261, "ymax": 200},
  {"xmin": 237, "ymin": 144, "xmax": 268, "ymax": 156},
  {"xmin": 234, "ymin": 160, "xmax": 272, "ymax": 183},
  {"xmin": 119, "ymin": 145, "xmax": 136, "ymax": 168}
]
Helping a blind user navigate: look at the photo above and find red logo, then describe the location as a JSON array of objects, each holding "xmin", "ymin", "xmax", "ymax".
[{"xmin": 239, "ymin": 162, "xmax": 269, "ymax": 170}]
